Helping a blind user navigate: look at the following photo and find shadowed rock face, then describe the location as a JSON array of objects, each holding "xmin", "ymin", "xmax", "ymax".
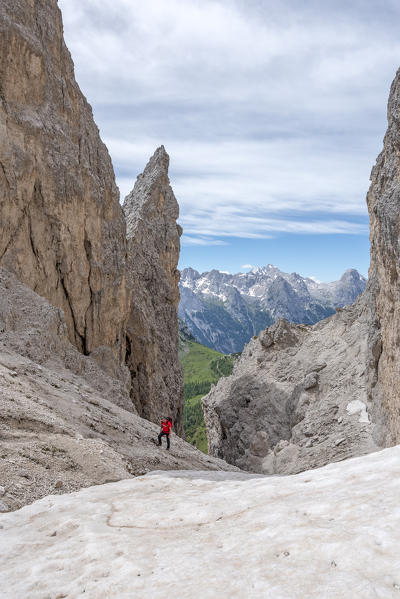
[
  {"xmin": 203, "ymin": 297, "xmax": 383, "ymax": 475},
  {"xmin": 0, "ymin": 0, "xmax": 128, "ymax": 360},
  {"xmin": 123, "ymin": 147, "xmax": 183, "ymax": 434},
  {"xmin": 367, "ymin": 68, "xmax": 400, "ymax": 445}
]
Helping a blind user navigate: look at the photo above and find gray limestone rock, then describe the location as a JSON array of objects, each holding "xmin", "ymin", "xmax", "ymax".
[
  {"xmin": 0, "ymin": 267, "xmax": 132, "ymax": 410},
  {"xmin": 0, "ymin": 501, "xmax": 9, "ymax": 513},
  {"xmin": 303, "ymin": 372, "xmax": 318, "ymax": 390},
  {"xmin": 0, "ymin": 269, "xmax": 238, "ymax": 512},
  {"xmin": 366, "ymin": 67, "xmax": 400, "ymax": 444},
  {"xmin": 0, "ymin": 0, "xmax": 129, "ymax": 360},
  {"xmin": 0, "ymin": 2, "xmax": 184, "ymax": 435},
  {"xmin": 123, "ymin": 147, "xmax": 183, "ymax": 434},
  {"xmin": 203, "ymin": 295, "xmax": 382, "ymax": 474}
]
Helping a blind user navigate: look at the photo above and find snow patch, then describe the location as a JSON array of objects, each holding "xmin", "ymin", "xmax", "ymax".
[
  {"xmin": 309, "ymin": 275, "xmax": 322, "ymax": 284},
  {"xmin": 346, "ymin": 400, "xmax": 370, "ymax": 423},
  {"xmin": 2, "ymin": 447, "xmax": 400, "ymax": 597},
  {"xmin": 181, "ymin": 279, "xmax": 193, "ymax": 288}
]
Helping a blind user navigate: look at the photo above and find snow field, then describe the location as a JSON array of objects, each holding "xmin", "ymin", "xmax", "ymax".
[{"xmin": 1, "ymin": 446, "xmax": 400, "ymax": 598}]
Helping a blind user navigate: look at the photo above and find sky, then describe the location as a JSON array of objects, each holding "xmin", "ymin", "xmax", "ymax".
[{"xmin": 58, "ymin": 0, "xmax": 400, "ymax": 281}]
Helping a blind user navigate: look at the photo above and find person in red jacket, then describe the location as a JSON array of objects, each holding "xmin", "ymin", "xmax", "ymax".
[{"xmin": 157, "ymin": 417, "xmax": 172, "ymax": 450}]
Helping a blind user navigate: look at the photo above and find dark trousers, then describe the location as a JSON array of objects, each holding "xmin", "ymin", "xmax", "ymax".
[{"xmin": 158, "ymin": 431, "xmax": 170, "ymax": 449}]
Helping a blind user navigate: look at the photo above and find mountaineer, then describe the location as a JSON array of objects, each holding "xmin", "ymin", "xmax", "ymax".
[{"xmin": 157, "ymin": 417, "xmax": 172, "ymax": 450}]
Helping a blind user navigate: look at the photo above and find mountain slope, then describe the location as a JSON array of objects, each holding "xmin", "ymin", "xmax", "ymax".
[
  {"xmin": 0, "ymin": 269, "xmax": 238, "ymax": 512},
  {"xmin": 0, "ymin": 0, "xmax": 184, "ymax": 434},
  {"xmin": 203, "ymin": 294, "xmax": 382, "ymax": 474},
  {"xmin": 179, "ymin": 266, "xmax": 366, "ymax": 353},
  {"xmin": 179, "ymin": 325, "xmax": 234, "ymax": 452},
  {"xmin": 200, "ymin": 64, "xmax": 400, "ymax": 476}
]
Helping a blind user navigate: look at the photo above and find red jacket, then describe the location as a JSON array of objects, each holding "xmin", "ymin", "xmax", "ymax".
[{"xmin": 161, "ymin": 419, "xmax": 172, "ymax": 434}]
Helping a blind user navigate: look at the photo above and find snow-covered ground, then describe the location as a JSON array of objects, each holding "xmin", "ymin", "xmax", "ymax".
[{"xmin": 1, "ymin": 447, "xmax": 400, "ymax": 599}]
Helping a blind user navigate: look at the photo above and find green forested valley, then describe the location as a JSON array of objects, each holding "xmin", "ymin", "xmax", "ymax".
[{"xmin": 179, "ymin": 331, "xmax": 235, "ymax": 453}]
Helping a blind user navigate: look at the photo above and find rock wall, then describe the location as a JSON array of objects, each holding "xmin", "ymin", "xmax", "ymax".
[
  {"xmin": 123, "ymin": 147, "xmax": 183, "ymax": 434},
  {"xmin": 0, "ymin": 1, "xmax": 184, "ymax": 432},
  {"xmin": 0, "ymin": 0, "xmax": 128, "ymax": 360},
  {"xmin": 367, "ymin": 67, "xmax": 400, "ymax": 444},
  {"xmin": 203, "ymin": 296, "xmax": 383, "ymax": 474},
  {"xmin": 0, "ymin": 267, "xmax": 132, "ymax": 411}
]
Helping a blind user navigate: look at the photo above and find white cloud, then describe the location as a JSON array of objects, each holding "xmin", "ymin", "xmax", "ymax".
[
  {"xmin": 59, "ymin": 0, "xmax": 399, "ymax": 110},
  {"xmin": 109, "ymin": 137, "xmax": 371, "ymax": 215},
  {"xmin": 181, "ymin": 235, "xmax": 228, "ymax": 246},
  {"xmin": 108, "ymin": 137, "xmax": 370, "ymax": 239},
  {"xmin": 57, "ymin": 0, "xmax": 398, "ymax": 242}
]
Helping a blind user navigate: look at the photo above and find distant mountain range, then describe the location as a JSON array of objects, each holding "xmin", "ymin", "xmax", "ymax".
[{"xmin": 178, "ymin": 265, "xmax": 367, "ymax": 353}]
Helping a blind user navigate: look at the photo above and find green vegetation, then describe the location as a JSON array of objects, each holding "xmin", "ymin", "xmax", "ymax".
[
  {"xmin": 180, "ymin": 339, "xmax": 234, "ymax": 454},
  {"xmin": 182, "ymin": 394, "xmax": 209, "ymax": 453}
]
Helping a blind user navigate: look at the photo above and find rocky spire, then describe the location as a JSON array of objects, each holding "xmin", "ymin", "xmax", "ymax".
[{"xmin": 123, "ymin": 146, "xmax": 183, "ymax": 433}]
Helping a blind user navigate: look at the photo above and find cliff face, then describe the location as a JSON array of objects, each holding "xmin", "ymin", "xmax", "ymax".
[
  {"xmin": 367, "ymin": 68, "xmax": 400, "ymax": 444},
  {"xmin": 203, "ymin": 296, "xmax": 382, "ymax": 474},
  {"xmin": 123, "ymin": 147, "xmax": 183, "ymax": 434},
  {"xmin": 0, "ymin": 1, "xmax": 223, "ymax": 511},
  {"xmin": 0, "ymin": 1, "xmax": 184, "ymax": 432},
  {"xmin": 0, "ymin": 0, "xmax": 128, "ymax": 360}
]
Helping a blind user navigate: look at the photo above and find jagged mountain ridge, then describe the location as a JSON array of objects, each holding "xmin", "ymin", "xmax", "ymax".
[
  {"xmin": 203, "ymin": 295, "xmax": 383, "ymax": 475},
  {"xmin": 179, "ymin": 265, "xmax": 366, "ymax": 353}
]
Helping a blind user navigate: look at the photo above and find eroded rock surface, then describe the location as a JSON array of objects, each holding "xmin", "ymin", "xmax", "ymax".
[
  {"xmin": 123, "ymin": 147, "xmax": 183, "ymax": 434},
  {"xmin": 367, "ymin": 67, "xmax": 400, "ymax": 444},
  {"xmin": 0, "ymin": 269, "xmax": 237, "ymax": 512},
  {"xmin": 0, "ymin": 2, "xmax": 185, "ymax": 432},
  {"xmin": 203, "ymin": 296, "xmax": 383, "ymax": 474},
  {"xmin": 0, "ymin": 0, "xmax": 129, "ymax": 360},
  {"xmin": 0, "ymin": 267, "xmax": 131, "ymax": 411}
]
